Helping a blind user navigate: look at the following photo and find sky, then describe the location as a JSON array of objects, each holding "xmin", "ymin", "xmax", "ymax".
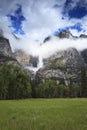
[
  {"xmin": 0, "ymin": 0, "xmax": 87, "ymax": 71},
  {"xmin": 0, "ymin": 0, "xmax": 87, "ymax": 40}
]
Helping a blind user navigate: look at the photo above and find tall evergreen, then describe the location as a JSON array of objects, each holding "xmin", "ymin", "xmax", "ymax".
[{"xmin": 81, "ymin": 67, "xmax": 87, "ymax": 97}]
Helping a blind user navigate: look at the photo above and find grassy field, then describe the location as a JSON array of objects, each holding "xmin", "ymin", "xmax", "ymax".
[{"xmin": 0, "ymin": 98, "xmax": 87, "ymax": 130}]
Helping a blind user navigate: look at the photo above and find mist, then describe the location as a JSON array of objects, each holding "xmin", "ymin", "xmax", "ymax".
[
  {"xmin": 6, "ymin": 34, "xmax": 87, "ymax": 57},
  {"xmin": 3, "ymin": 32, "xmax": 87, "ymax": 72}
]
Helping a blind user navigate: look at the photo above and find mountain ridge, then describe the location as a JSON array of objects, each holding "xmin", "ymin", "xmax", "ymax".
[
  {"xmin": 44, "ymin": 30, "xmax": 87, "ymax": 43},
  {"xmin": 0, "ymin": 31, "xmax": 87, "ymax": 85}
]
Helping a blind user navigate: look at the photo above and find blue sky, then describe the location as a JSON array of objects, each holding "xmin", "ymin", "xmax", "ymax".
[
  {"xmin": 7, "ymin": 4, "xmax": 25, "ymax": 35},
  {"xmin": 64, "ymin": 0, "xmax": 87, "ymax": 19},
  {"xmin": 0, "ymin": 0, "xmax": 87, "ymax": 40},
  {"xmin": 54, "ymin": 23, "xmax": 85, "ymax": 35}
]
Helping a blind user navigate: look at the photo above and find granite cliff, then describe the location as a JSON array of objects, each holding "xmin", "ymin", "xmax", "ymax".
[
  {"xmin": 0, "ymin": 37, "xmax": 12, "ymax": 57},
  {"xmin": 37, "ymin": 48, "xmax": 85, "ymax": 86},
  {"xmin": 0, "ymin": 31, "xmax": 87, "ymax": 87},
  {"xmin": 36, "ymin": 31, "xmax": 87, "ymax": 86}
]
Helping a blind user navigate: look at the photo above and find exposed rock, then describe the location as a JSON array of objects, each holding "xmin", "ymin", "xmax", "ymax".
[
  {"xmin": 0, "ymin": 37, "xmax": 22, "ymax": 69},
  {"xmin": 14, "ymin": 51, "xmax": 39, "ymax": 68},
  {"xmin": 80, "ymin": 34, "xmax": 87, "ymax": 38},
  {"xmin": 0, "ymin": 37, "xmax": 13, "ymax": 56},
  {"xmin": 1, "ymin": 31, "xmax": 87, "ymax": 85},
  {"xmin": 55, "ymin": 30, "xmax": 74, "ymax": 39},
  {"xmin": 81, "ymin": 49, "xmax": 87, "ymax": 64},
  {"xmin": 43, "ymin": 36, "xmax": 51, "ymax": 43},
  {"xmin": 43, "ymin": 30, "xmax": 78, "ymax": 43},
  {"xmin": 14, "ymin": 49, "xmax": 30, "ymax": 66},
  {"xmin": 29, "ymin": 56, "xmax": 39, "ymax": 67},
  {"xmin": 0, "ymin": 54, "xmax": 16, "ymax": 64},
  {"xmin": 37, "ymin": 48, "xmax": 85, "ymax": 86},
  {"xmin": 0, "ymin": 36, "xmax": 35, "ymax": 78},
  {"xmin": 43, "ymin": 31, "xmax": 87, "ymax": 44}
]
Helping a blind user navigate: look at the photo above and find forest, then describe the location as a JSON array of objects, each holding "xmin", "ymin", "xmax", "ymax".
[{"xmin": 0, "ymin": 64, "xmax": 87, "ymax": 99}]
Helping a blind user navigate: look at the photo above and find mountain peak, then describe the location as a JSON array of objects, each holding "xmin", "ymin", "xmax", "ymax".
[
  {"xmin": 0, "ymin": 36, "xmax": 12, "ymax": 56},
  {"xmin": 55, "ymin": 30, "xmax": 76, "ymax": 39},
  {"xmin": 44, "ymin": 30, "xmax": 78, "ymax": 43},
  {"xmin": 80, "ymin": 34, "xmax": 87, "ymax": 38}
]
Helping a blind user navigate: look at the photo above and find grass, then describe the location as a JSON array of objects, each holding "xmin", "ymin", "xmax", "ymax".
[{"xmin": 0, "ymin": 98, "xmax": 87, "ymax": 130}]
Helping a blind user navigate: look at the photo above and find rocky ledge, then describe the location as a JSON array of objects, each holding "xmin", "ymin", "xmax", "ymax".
[{"xmin": 36, "ymin": 48, "xmax": 86, "ymax": 86}]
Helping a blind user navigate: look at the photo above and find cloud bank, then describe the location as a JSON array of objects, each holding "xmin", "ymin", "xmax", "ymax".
[
  {"xmin": 8, "ymin": 35, "xmax": 87, "ymax": 72},
  {"xmin": 0, "ymin": 0, "xmax": 87, "ymax": 40}
]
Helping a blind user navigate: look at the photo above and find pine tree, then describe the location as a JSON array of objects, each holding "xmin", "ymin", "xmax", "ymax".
[{"xmin": 81, "ymin": 67, "xmax": 87, "ymax": 97}]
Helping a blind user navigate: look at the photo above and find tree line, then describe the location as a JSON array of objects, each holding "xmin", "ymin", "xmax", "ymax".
[
  {"xmin": 0, "ymin": 64, "xmax": 31, "ymax": 99},
  {"xmin": 0, "ymin": 64, "xmax": 87, "ymax": 99}
]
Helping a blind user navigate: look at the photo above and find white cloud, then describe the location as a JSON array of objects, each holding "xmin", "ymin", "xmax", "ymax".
[
  {"xmin": 7, "ymin": 35, "xmax": 87, "ymax": 71},
  {"xmin": 0, "ymin": 0, "xmax": 87, "ymax": 41},
  {"xmin": 0, "ymin": 0, "xmax": 87, "ymax": 73},
  {"xmin": 0, "ymin": 0, "xmax": 87, "ymax": 58}
]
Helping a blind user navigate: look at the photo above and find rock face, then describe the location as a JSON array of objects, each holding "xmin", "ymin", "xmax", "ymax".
[
  {"xmin": 0, "ymin": 29, "xmax": 3, "ymax": 37},
  {"xmin": 38, "ymin": 31, "xmax": 87, "ymax": 86},
  {"xmin": 0, "ymin": 31, "xmax": 87, "ymax": 85},
  {"xmin": 43, "ymin": 36, "xmax": 51, "ymax": 43},
  {"xmin": 0, "ymin": 36, "xmax": 20, "ymax": 66},
  {"xmin": 29, "ymin": 56, "xmax": 39, "ymax": 67},
  {"xmin": 80, "ymin": 34, "xmax": 87, "ymax": 38},
  {"xmin": 14, "ymin": 50, "xmax": 30, "ymax": 66},
  {"xmin": 0, "ymin": 36, "xmax": 38, "ymax": 78},
  {"xmin": 55, "ymin": 30, "xmax": 76, "ymax": 39},
  {"xmin": 44, "ymin": 30, "xmax": 77, "ymax": 43},
  {"xmin": 0, "ymin": 37, "xmax": 12, "ymax": 56},
  {"xmin": 81, "ymin": 49, "xmax": 87, "ymax": 64},
  {"xmin": 43, "ymin": 30, "xmax": 87, "ymax": 44},
  {"xmin": 14, "ymin": 50, "xmax": 39, "ymax": 68},
  {"xmin": 37, "ymin": 48, "xmax": 85, "ymax": 86},
  {"xmin": 0, "ymin": 36, "xmax": 35, "ymax": 79}
]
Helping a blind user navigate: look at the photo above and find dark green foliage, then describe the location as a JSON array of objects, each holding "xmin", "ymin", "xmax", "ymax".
[
  {"xmin": 57, "ymin": 84, "xmax": 69, "ymax": 98},
  {"xmin": 31, "ymin": 79, "xmax": 41, "ymax": 98},
  {"xmin": 35, "ymin": 84, "xmax": 44, "ymax": 98},
  {"xmin": 31, "ymin": 78, "xmax": 83, "ymax": 98},
  {"xmin": 31, "ymin": 79, "xmax": 58, "ymax": 98},
  {"xmin": 0, "ymin": 63, "xmax": 87, "ymax": 99},
  {"xmin": 46, "ymin": 58, "xmax": 66, "ymax": 70},
  {"xmin": 43, "ymin": 80, "xmax": 58, "ymax": 98},
  {"xmin": 0, "ymin": 54, "xmax": 16, "ymax": 62},
  {"xmin": 0, "ymin": 64, "xmax": 32, "ymax": 99},
  {"xmin": 81, "ymin": 67, "xmax": 87, "ymax": 97}
]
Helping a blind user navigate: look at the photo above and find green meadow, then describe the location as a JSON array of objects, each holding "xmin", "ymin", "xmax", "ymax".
[{"xmin": 0, "ymin": 98, "xmax": 87, "ymax": 130}]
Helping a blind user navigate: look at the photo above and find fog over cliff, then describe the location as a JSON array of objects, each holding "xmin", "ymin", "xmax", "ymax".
[
  {"xmin": 1, "ymin": 0, "xmax": 87, "ymax": 71},
  {"xmin": 4, "ymin": 32, "xmax": 87, "ymax": 72}
]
